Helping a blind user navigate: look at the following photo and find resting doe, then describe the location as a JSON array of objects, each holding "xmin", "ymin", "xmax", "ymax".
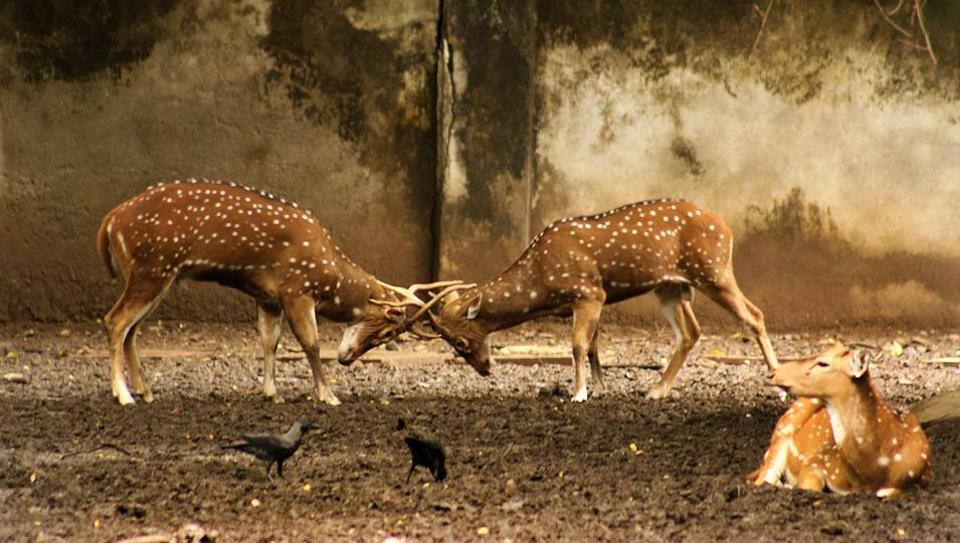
[{"xmin": 749, "ymin": 343, "xmax": 931, "ymax": 498}]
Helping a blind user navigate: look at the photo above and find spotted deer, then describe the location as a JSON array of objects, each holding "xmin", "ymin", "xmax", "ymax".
[
  {"xmin": 409, "ymin": 199, "xmax": 779, "ymax": 402},
  {"xmin": 96, "ymin": 179, "xmax": 437, "ymax": 406},
  {"xmin": 748, "ymin": 343, "xmax": 931, "ymax": 498}
]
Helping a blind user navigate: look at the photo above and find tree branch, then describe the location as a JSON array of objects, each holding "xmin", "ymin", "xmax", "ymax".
[
  {"xmin": 913, "ymin": 0, "xmax": 938, "ymax": 65},
  {"xmin": 750, "ymin": 0, "xmax": 777, "ymax": 57},
  {"xmin": 874, "ymin": 0, "xmax": 912, "ymax": 37}
]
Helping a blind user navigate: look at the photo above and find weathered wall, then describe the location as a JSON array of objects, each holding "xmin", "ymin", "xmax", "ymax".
[
  {"xmin": 440, "ymin": 0, "xmax": 960, "ymax": 328},
  {"xmin": 436, "ymin": 0, "xmax": 537, "ymax": 282},
  {"xmin": 2, "ymin": 0, "xmax": 959, "ymax": 328},
  {"xmin": 0, "ymin": 0, "xmax": 438, "ymax": 322}
]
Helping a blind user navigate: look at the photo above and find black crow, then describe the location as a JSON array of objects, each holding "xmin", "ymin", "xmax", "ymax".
[
  {"xmin": 404, "ymin": 435, "xmax": 446, "ymax": 483},
  {"xmin": 222, "ymin": 421, "xmax": 316, "ymax": 478}
]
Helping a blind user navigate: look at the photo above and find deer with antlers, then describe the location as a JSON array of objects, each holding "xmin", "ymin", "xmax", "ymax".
[
  {"xmin": 748, "ymin": 343, "xmax": 931, "ymax": 498},
  {"xmin": 408, "ymin": 199, "xmax": 779, "ymax": 402},
  {"xmin": 96, "ymin": 179, "xmax": 442, "ymax": 406}
]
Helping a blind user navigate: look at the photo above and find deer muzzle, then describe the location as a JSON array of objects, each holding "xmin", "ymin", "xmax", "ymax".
[{"xmin": 336, "ymin": 323, "xmax": 364, "ymax": 365}]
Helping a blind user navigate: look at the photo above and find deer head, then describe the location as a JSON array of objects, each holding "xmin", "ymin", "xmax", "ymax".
[
  {"xmin": 402, "ymin": 283, "xmax": 490, "ymax": 375},
  {"xmin": 335, "ymin": 280, "xmax": 478, "ymax": 365},
  {"xmin": 772, "ymin": 343, "xmax": 872, "ymax": 399},
  {"xmin": 335, "ymin": 287, "xmax": 412, "ymax": 365}
]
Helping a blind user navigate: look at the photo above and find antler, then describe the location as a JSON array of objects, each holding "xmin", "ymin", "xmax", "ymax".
[
  {"xmin": 373, "ymin": 280, "xmax": 476, "ymax": 338},
  {"xmin": 407, "ymin": 280, "xmax": 466, "ymax": 294},
  {"xmin": 406, "ymin": 320, "xmax": 442, "ymax": 340},
  {"xmin": 404, "ymin": 283, "xmax": 477, "ymax": 327},
  {"xmin": 374, "ymin": 280, "xmax": 426, "ymax": 307}
]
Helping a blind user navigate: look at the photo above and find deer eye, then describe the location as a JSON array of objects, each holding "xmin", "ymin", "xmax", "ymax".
[
  {"xmin": 455, "ymin": 338, "xmax": 470, "ymax": 352},
  {"xmin": 384, "ymin": 307, "xmax": 405, "ymax": 323},
  {"xmin": 815, "ymin": 360, "xmax": 830, "ymax": 368}
]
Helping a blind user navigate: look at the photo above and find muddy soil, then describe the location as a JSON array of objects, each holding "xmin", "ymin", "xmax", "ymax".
[{"xmin": 1, "ymin": 321, "xmax": 959, "ymax": 542}]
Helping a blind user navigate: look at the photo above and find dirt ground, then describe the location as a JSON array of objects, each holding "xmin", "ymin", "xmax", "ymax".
[{"xmin": 1, "ymin": 320, "xmax": 960, "ymax": 542}]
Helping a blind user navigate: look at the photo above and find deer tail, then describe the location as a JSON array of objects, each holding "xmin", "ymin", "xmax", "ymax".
[{"xmin": 96, "ymin": 211, "xmax": 118, "ymax": 279}]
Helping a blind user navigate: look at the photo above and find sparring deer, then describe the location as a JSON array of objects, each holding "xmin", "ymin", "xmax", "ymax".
[
  {"xmin": 408, "ymin": 199, "xmax": 779, "ymax": 402},
  {"xmin": 96, "ymin": 179, "xmax": 440, "ymax": 406},
  {"xmin": 748, "ymin": 343, "xmax": 931, "ymax": 498}
]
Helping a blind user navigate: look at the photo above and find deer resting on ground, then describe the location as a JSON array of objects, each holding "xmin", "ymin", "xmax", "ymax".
[
  {"xmin": 407, "ymin": 199, "xmax": 779, "ymax": 402},
  {"xmin": 96, "ymin": 180, "xmax": 440, "ymax": 406},
  {"xmin": 748, "ymin": 343, "xmax": 931, "ymax": 498}
]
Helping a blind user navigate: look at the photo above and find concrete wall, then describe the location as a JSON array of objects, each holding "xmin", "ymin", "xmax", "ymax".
[
  {"xmin": 2, "ymin": 0, "xmax": 959, "ymax": 328},
  {"xmin": 0, "ymin": 0, "xmax": 438, "ymax": 321}
]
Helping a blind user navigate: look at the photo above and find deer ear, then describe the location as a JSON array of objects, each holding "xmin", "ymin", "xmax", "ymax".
[
  {"xmin": 466, "ymin": 296, "xmax": 482, "ymax": 320},
  {"xmin": 848, "ymin": 350, "xmax": 870, "ymax": 379}
]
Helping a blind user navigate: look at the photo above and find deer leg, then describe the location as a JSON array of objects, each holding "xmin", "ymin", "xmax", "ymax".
[
  {"xmin": 104, "ymin": 274, "xmax": 172, "ymax": 405},
  {"xmin": 752, "ymin": 398, "xmax": 823, "ymax": 486},
  {"xmin": 795, "ymin": 467, "xmax": 827, "ymax": 492},
  {"xmin": 257, "ymin": 302, "xmax": 285, "ymax": 403},
  {"xmin": 588, "ymin": 323, "xmax": 606, "ymax": 394},
  {"xmin": 571, "ymin": 298, "xmax": 603, "ymax": 403},
  {"xmin": 742, "ymin": 296, "xmax": 779, "ymax": 371},
  {"xmin": 123, "ymin": 328, "xmax": 153, "ymax": 403},
  {"xmin": 704, "ymin": 280, "xmax": 779, "ymax": 373},
  {"xmin": 751, "ymin": 435, "xmax": 790, "ymax": 486},
  {"xmin": 647, "ymin": 287, "xmax": 700, "ymax": 400},
  {"xmin": 283, "ymin": 296, "xmax": 340, "ymax": 406},
  {"xmin": 123, "ymin": 278, "xmax": 174, "ymax": 403}
]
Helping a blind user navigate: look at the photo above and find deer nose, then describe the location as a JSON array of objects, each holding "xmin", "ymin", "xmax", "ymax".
[{"xmin": 336, "ymin": 352, "xmax": 357, "ymax": 366}]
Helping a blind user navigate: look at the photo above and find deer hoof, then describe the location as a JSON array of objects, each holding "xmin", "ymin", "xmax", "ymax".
[
  {"xmin": 114, "ymin": 390, "xmax": 136, "ymax": 406},
  {"xmin": 316, "ymin": 391, "xmax": 341, "ymax": 406},
  {"xmin": 645, "ymin": 386, "xmax": 670, "ymax": 400},
  {"xmin": 141, "ymin": 390, "xmax": 155, "ymax": 404},
  {"xmin": 877, "ymin": 487, "xmax": 901, "ymax": 500},
  {"xmin": 571, "ymin": 389, "xmax": 589, "ymax": 403},
  {"xmin": 263, "ymin": 393, "xmax": 285, "ymax": 404}
]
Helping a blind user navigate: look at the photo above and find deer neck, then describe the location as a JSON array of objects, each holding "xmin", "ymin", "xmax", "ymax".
[
  {"xmin": 320, "ymin": 258, "xmax": 379, "ymax": 322},
  {"xmin": 824, "ymin": 378, "xmax": 881, "ymax": 452},
  {"xmin": 473, "ymin": 262, "xmax": 545, "ymax": 332}
]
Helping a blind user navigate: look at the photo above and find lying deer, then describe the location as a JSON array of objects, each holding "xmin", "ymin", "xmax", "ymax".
[
  {"xmin": 748, "ymin": 343, "xmax": 931, "ymax": 498},
  {"xmin": 407, "ymin": 199, "xmax": 779, "ymax": 401},
  {"xmin": 96, "ymin": 179, "xmax": 438, "ymax": 406}
]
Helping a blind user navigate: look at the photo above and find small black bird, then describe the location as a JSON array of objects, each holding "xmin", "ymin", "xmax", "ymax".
[
  {"xmin": 404, "ymin": 435, "xmax": 447, "ymax": 483},
  {"xmin": 221, "ymin": 421, "xmax": 316, "ymax": 478}
]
